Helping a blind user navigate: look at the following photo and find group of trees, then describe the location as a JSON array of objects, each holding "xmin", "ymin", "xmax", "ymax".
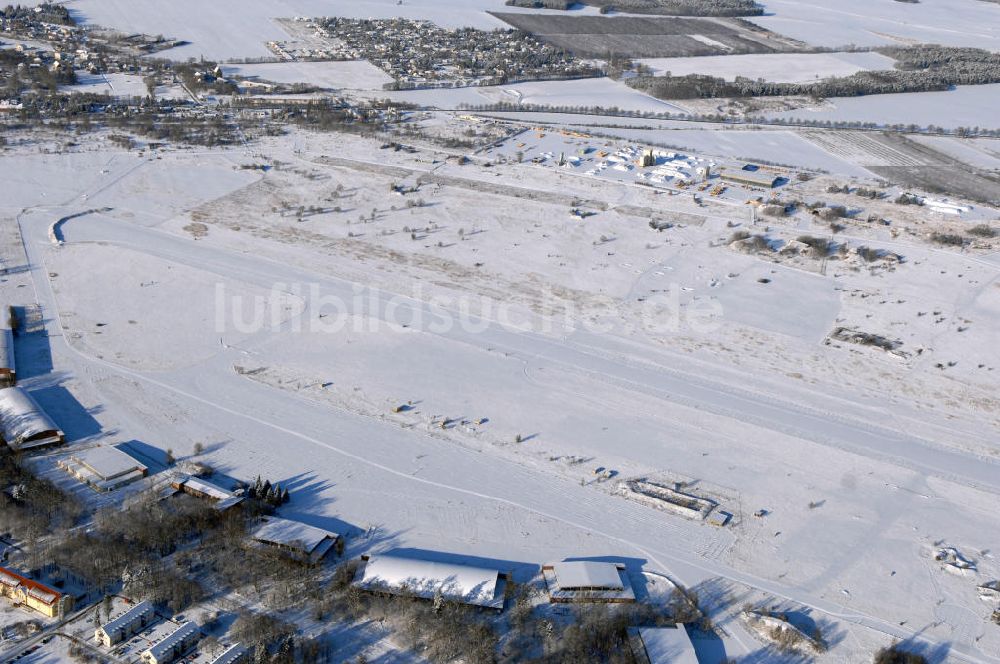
[
  {"xmin": 629, "ymin": 45, "xmax": 1000, "ymax": 100},
  {"xmin": 0, "ymin": 2, "xmax": 73, "ymax": 25},
  {"xmin": 248, "ymin": 476, "xmax": 290, "ymax": 507}
]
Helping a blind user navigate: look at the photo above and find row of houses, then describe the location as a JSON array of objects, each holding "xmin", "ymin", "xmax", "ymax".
[{"xmin": 95, "ymin": 601, "xmax": 248, "ymax": 664}]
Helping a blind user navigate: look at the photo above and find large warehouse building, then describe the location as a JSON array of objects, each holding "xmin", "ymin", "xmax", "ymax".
[
  {"xmin": 59, "ymin": 445, "xmax": 149, "ymax": 492},
  {"xmin": 0, "ymin": 386, "xmax": 63, "ymax": 451},
  {"xmin": 718, "ymin": 167, "xmax": 781, "ymax": 189},
  {"xmin": 354, "ymin": 553, "xmax": 509, "ymax": 611}
]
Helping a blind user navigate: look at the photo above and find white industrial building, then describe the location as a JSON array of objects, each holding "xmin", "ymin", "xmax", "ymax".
[
  {"xmin": 0, "ymin": 386, "xmax": 64, "ymax": 451},
  {"xmin": 141, "ymin": 621, "xmax": 200, "ymax": 664},
  {"xmin": 628, "ymin": 625, "xmax": 699, "ymax": 664},
  {"xmin": 59, "ymin": 446, "xmax": 148, "ymax": 492},
  {"xmin": 251, "ymin": 517, "xmax": 340, "ymax": 563},
  {"xmin": 542, "ymin": 561, "xmax": 636, "ymax": 603},
  {"xmin": 354, "ymin": 553, "xmax": 508, "ymax": 611},
  {"xmin": 95, "ymin": 600, "xmax": 156, "ymax": 647}
]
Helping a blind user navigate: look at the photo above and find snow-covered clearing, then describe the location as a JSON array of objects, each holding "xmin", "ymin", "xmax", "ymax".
[
  {"xmin": 222, "ymin": 60, "xmax": 393, "ymax": 90},
  {"xmin": 637, "ymin": 52, "xmax": 896, "ymax": 84},
  {"xmin": 60, "ymin": 72, "xmax": 149, "ymax": 98}
]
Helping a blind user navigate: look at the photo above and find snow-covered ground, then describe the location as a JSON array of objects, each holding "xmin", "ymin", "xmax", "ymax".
[
  {"xmin": 2, "ymin": 123, "xmax": 999, "ymax": 661},
  {"xmin": 59, "ymin": 72, "xmax": 150, "ymax": 98},
  {"xmin": 367, "ymin": 77, "xmax": 685, "ymax": 114},
  {"xmin": 222, "ymin": 61, "xmax": 393, "ymax": 90},
  {"xmin": 767, "ymin": 84, "xmax": 1000, "ymax": 130},
  {"xmin": 637, "ymin": 52, "xmax": 896, "ymax": 84},
  {"xmin": 753, "ymin": 0, "xmax": 1000, "ymax": 50}
]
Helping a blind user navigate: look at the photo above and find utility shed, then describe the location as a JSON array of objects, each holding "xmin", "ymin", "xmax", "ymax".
[
  {"xmin": 251, "ymin": 517, "xmax": 340, "ymax": 563},
  {"xmin": 628, "ymin": 625, "xmax": 699, "ymax": 664},
  {"xmin": 542, "ymin": 561, "xmax": 636, "ymax": 603},
  {"xmin": 354, "ymin": 554, "xmax": 508, "ymax": 611},
  {"xmin": 59, "ymin": 446, "xmax": 148, "ymax": 492},
  {"xmin": 0, "ymin": 327, "xmax": 14, "ymax": 387},
  {"xmin": 0, "ymin": 386, "xmax": 63, "ymax": 451}
]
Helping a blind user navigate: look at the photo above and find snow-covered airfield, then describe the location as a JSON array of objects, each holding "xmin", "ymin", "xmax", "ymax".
[{"xmin": 4, "ymin": 0, "xmax": 1000, "ymax": 662}]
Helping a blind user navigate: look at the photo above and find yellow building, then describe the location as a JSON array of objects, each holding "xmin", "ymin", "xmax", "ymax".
[{"xmin": 0, "ymin": 566, "xmax": 72, "ymax": 618}]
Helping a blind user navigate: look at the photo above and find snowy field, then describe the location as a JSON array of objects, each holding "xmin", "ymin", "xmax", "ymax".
[
  {"xmin": 767, "ymin": 84, "xmax": 1000, "ymax": 130},
  {"xmin": 222, "ymin": 61, "xmax": 393, "ymax": 90},
  {"xmin": 60, "ymin": 72, "xmax": 149, "ymax": 98},
  {"xmin": 35, "ymin": 0, "xmax": 549, "ymax": 61},
  {"xmin": 637, "ymin": 52, "xmax": 897, "ymax": 83},
  {"xmin": 2, "ymin": 122, "xmax": 999, "ymax": 661},
  {"xmin": 372, "ymin": 77, "xmax": 685, "ymax": 114},
  {"xmin": 753, "ymin": 0, "xmax": 1000, "ymax": 49}
]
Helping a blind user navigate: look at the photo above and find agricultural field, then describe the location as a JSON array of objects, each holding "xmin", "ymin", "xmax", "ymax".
[
  {"xmin": 752, "ymin": 0, "xmax": 1000, "ymax": 50},
  {"xmin": 221, "ymin": 61, "xmax": 393, "ymax": 91},
  {"xmin": 490, "ymin": 12, "xmax": 801, "ymax": 57}
]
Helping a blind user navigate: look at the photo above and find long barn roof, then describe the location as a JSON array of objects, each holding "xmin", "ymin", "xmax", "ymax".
[{"xmin": 0, "ymin": 386, "xmax": 61, "ymax": 449}]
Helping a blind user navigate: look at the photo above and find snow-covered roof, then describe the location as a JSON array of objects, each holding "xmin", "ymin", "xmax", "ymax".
[
  {"xmin": 252, "ymin": 517, "xmax": 338, "ymax": 555},
  {"xmin": 70, "ymin": 446, "xmax": 147, "ymax": 481},
  {"xmin": 0, "ymin": 566, "xmax": 61, "ymax": 606},
  {"xmin": 209, "ymin": 643, "xmax": 247, "ymax": 664},
  {"xmin": 551, "ymin": 561, "xmax": 624, "ymax": 591},
  {"xmin": 99, "ymin": 600, "xmax": 155, "ymax": 636},
  {"xmin": 145, "ymin": 621, "xmax": 199, "ymax": 661},
  {"xmin": 355, "ymin": 554, "xmax": 506, "ymax": 610},
  {"xmin": 178, "ymin": 476, "xmax": 232, "ymax": 501},
  {"xmin": 0, "ymin": 386, "xmax": 62, "ymax": 450},
  {"xmin": 634, "ymin": 626, "xmax": 699, "ymax": 664}
]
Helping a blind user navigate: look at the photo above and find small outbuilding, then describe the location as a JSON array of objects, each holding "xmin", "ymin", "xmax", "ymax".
[
  {"xmin": 0, "ymin": 386, "xmax": 63, "ymax": 451},
  {"xmin": 250, "ymin": 517, "xmax": 340, "ymax": 563},
  {"xmin": 542, "ymin": 561, "xmax": 636, "ymax": 603},
  {"xmin": 354, "ymin": 553, "xmax": 508, "ymax": 611},
  {"xmin": 170, "ymin": 475, "xmax": 244, "ymax": 511},
  {"xmin": 628, "ymin": 625, "xmax": 699, "ymax": 664}
]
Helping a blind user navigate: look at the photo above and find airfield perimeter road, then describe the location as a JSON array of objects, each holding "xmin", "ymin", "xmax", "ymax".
[{"xmin": 15, "ymin": 199, "xmax": 1000, "ymax": 663}]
